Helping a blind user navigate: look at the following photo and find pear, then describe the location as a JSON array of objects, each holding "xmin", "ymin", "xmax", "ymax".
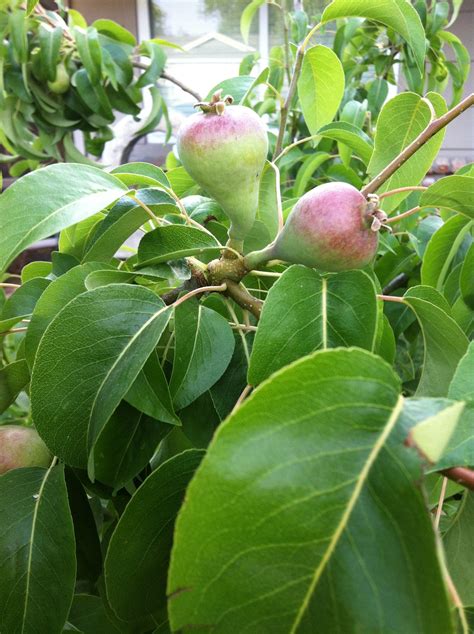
[
  {"xmin": 246, "ymin": 182, "xmax": 379, "ymax": 272},
  {"xmin": 0, "ymin": 425, "xmax": 51, "ymax": 474},
  {"xmin": 177, "ymin": 92, "xmax": 268, "ymax": 250}
]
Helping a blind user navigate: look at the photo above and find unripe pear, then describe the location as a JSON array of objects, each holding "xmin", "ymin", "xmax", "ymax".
[
  {"xmin": 177, "ymin": 94, "xmax": 268, "ymax": 248},
  {"xmin": 0, "ymin": 425, "xmax": 51, "ymax": 474},
  {"xmin": 247, "ymin": 182, "xmax": 378, "ymax": 272},
  {"xmin": 47, "ymin": 63, "xmax": 70, "ymax": 94}
]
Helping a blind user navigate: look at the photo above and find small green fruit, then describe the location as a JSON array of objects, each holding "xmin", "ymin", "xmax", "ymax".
[
  {"xmin": 0, "ymin": 425, "xmax": 51, "ymax": 474},
  {"xmin": 47, "ymin": 63, "xmax": 70, "ymax": 94},
  {"xmin": 255, "ymin": 182, "xmax": 378, "ymax": 272},
  {"xmin": 177, "ymin": 94, "xmax": 268, "ymax": 248}
]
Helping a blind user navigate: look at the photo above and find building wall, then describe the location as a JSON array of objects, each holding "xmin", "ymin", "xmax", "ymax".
[{"xmin": 69, "ymin": 0, "xmax": 138, "ymax": 36}]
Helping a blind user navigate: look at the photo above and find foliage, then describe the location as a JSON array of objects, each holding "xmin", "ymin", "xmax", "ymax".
[
  {"xmin": 0, "ymin": 0, "xmax": 171, "ymax": 172},
  {"xmin": 0, "ymin": 1, "xmax": 474, "ymax": 632}
]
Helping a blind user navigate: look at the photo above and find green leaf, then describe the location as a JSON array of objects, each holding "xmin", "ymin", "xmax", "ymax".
[
  {"xmin": 169, "ymin": 349, "xmax": 414, "ymax": 632},
  {"xmin": 30, "ymin": 284, "xmax": 172, "ymax": 470},
  {"xmin": 125, "ymin": 349, "xmax": 179, "ymax": 425},
  {"xmin": 0, "ymin": 465, "xmax": 76, "ymax": 634},
  {"xmin": 241, "ymin": 0, "xmax": 265, "ymax": 43},
  {"xmin": 256, "ymin": 161, "xmax": 283, "ymax": 241},
  {"xmin": 403, "ymin": 286, "xmax": 469, "ymax": 396},
  {"xmin": 249, "ymin": 266, "xmax": 379, "ymax": 385},
  {"xmin": 421, "ymin": 214, "xmax": 473, "ymax": 291},
  {"xmin": 420, "ymin": 175, "xmax": 474, "ymax": 219},
  {"xmin": 137, "ymin": 41, "xmax": 166, "ymax": 89},
  {"xmin": 111, "ymin": 162, "xmax": 171, "ymax": 189},
  {"xmin": 297, "ymin": 45, "xmax": 345, "ymax": 136},
  {"xmin": 368, "ymin": 93, "xmax": 447, "ymax": 211},
  {"xmin": 93, "ymin": 401, "xmax": 171, "ymax": 491},
  {"xmin": 170, "ymin": 300, "xmax": 235, "ymax": 410},
  {"xmin": 83, "ymin": 190, "xmax": 176, "ymax": 262},
  {"xmin": 136, "ymin": 225, "xmax": 220, "ymax": 267},
  {"xmin": 93, "ymin": 19, "xmax": 136, "ymax": 46},
  {"xmin": 26, "ymin": 0, "xmax": 40, "ymax": 15},
  {"xmin": 0, "ymin": 277, "xmax": 50, "ymax": 332},
  {"xmin": 67, "ymin": 594, "xmax": 121, "ymax": 634},
  {"xmin": 444, "ymin": 492, "xmax": 474, "ymax": 606},
  {"xmin": 73, "ymin": 27, "xmax": 103, "ymax": 84},
  {"xmin": 166, "ymin": 167, "xmax": 196, "ymax": 198},
  {"xmin": 0, "ymin": 164, "xmax": 127, "ymax": 274},
  {"xmin": 410, "ymin": 401, "xmax": 464, "ymax": 463},
  {"xmin": 322, "ymin": 0, "xmax": 426, "ymax": 72},
  {"xmin": 460, "ymin": 243, "xmax": 474, "ymax": 309},
  {"xmin": 38, "ymin": 24, "xmax": 63, "ymax": 81},
  {"xmin": 317, "ymin": 121, "xmax": 373, "ymax": 165},
  {"xmin": 293, "ymin": 152, "xmax": 332, "ymax": 198},
  {"xmin": 24, "ymin": 262, "xmax": 112, "ymax": 368},
  {"xmin": 206, "ymin": 76, "xmax": 256, "ymax": 104},
  {"xmin": 0, "ymin": 359, "xmax": 29, "ymax": 413},
  {"xmin": 105, "ymin": 450, "xmax": 204, "ymax": 624}
]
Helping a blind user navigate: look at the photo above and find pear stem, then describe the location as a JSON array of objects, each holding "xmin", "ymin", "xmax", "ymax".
[
  {"xmin": 385, "ymin": 206, "xmax": 423, "ymax": 224},
  {"xmin": 361, "ymin": 93, "xmax": 474, "ymax": 197},
  {"xmin": 244, "ymin": 244, "xmax": 276, "ymax": 271}
]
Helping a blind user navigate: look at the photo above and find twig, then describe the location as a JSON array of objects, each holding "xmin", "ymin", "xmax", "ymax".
[
  {"xmin": 434, "ymin": 476, "xmax": 448, "ymax": 529},
  {"xmin": 273, "ymin": 22, "xmax": 323, "ymax": 158},
  {"xmin": 441, "ymin": 466, "xmax": 474, "ymax": 491},
  {"xmin": 378, "ymin": 186, "xmax": 427, "ymax": 200},
  {"xmin": 225, "ymin": 280, "xmax": 263, "ymax": 320},
  {"xmin": 170, "ymin": 284, "xmax": 227, "ymax": 311},
  {"xmin": 249, "ymin": 270, "xmax": 282, "ymax": 278},
  {"xmin": 133, "ymin": 61, "xmax": 202, "ymax": 102},
  {"xmin": 385, "ymin": 206, "xmax": 422, "ymax": 225},
  {"xmin": 377, "ymin": 294, "xmax": 405, "ymax": 303},
  {"xmin": 230, "ymin": 384, "xmax": 253, "ymax": 416},
  {"xmin": 229, "ymin": 323, "xmax": 258, "ymax": 332},
  {"xmin": 225, "ymin": 298, "xmax": 251, "ymax": 364},
  {"xmin": 273, "ymin": 134, "xmax": 319, "ymax": 162},
  {"xmin": 361, "ymin": 93, "xmax": 474, "ymax": 197},
  {"xmin": 0, "ymin": 327, "xmax": 28, "ymax": 337},
  {"xmin": 128, "ymin": 193, "xmax": 160, "ymax": 224},
  {"xmin": 0, "ymin": 283, "xmax": 20, "ymax": 289}
]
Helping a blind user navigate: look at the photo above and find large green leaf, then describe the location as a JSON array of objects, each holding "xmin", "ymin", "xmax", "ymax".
[
  {"xmin": 0, "ymin": 277, "xmax": 50, "ymax": 332},
  {"xmin": 105, "ymin": 450, "xmax": 204, "ymax": 625},
  {"xmin": 248, "ymin": 266, "xmax": 379, "ymax": 385},
  {"xmin": 0, "ymin": 465, "xmax": 76, "ymax": 634},
  {"xmin": 444, "ymin": 492, "xmax": 474, "ymax": 607},
  {"xmin": 317, "ymin": 122, "xmax": 373, "ymax": 165},
  {"xmin": 67, "ymin": 594, "xmax": 121, "ymax": 634},
  {"xmin": 420, "ymin": 175, "xmax": 474, "ymax": 219},
  {"xmin": 30, "ymin": 284, "xmax": 172, "ymax": 471},
  {"xmin": 25, "ymin": 262, "xmax": 113, "ymax": 368},
  {"xmin": 0, "ymin": 359, "xmax": 29, "ymax": 413},
  {"xmin": 322, "ymin": 0, "xmax": 426, "ymax": 72},
  {"xmin": 137, "ymin": 225, "xmax": 220, "ymax": 267},
  {"xmin": 170, "ymin": 300, "xmax": 235, "ymax": 410},
  {"xmin": 460, "ymin": 243, "xmax": 474, "ymax": 309},
  {"xmin": 403, "ymin": 286, "xmax": 469, "ymax": 396},
  {"xmin": 368, "ymin": 93, "xmax": 447, "ymax": 211},
  {"xmin": 437, "ymin": 342, "xmax": 474, "ymax": 469},
  {"xmin": 168, "ymin": 350, "xmax": 400, "ymax": 627},
  {"xmin": 421, "ymin": 214, "xmax": 473, "ymax": 291},
  {"xmin": 297, "ymin": 45, "xmax": 345, "ymax": 135},
  {"xmin": 0, "ymin": 164, "xmax": 127, "ymax": 274}
]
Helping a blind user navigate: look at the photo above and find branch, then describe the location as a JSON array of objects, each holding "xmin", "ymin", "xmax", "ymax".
[
  {"xmin": 362, "ymin": 93, "xmax": 474, "ymax": 197},
  {"xmin": 133, "ymin": 61, "xmax": 202, "ymax": 102},
  {"xmin": 273, "ymin": 22, "xmax": 322, "ymax": 159},
  {"xmin": 382, "ymin": 273, "xmax": 408, "ymax": 295},
  {"xmin": 441, "ymin": 466, "xmax": 474, "ymax": 491},
  {"xmin": 224, "ymin": 280, "xmax": 263, "ymax": 320}
]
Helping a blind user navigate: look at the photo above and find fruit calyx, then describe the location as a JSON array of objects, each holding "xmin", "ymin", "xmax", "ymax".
[
  {"xmin": 194, "ymin": 89, "xmax": 234, "ymax": 116},
  {"xmin": 365, "ymin": 194, "xmax": 391, "ymax": 232}
]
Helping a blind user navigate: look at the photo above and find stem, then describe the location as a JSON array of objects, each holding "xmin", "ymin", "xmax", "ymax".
[
  {"xmin": 361, "ymin": 93, "xmax": 474, "ymax": 197},
  {"xmin": 133, "ymin": 61, "xmax": 202, "ymax": 102},
  {"xmin": 273, "ymin": 134, "xmax": 319, "ymax": 162},
  {"xmin": 249, "ymin": 270, "xmax": 282, "ymax": 278},
  {"xmin": 434, "ymin": 476, "xmax": 448, "ymax": 529},
  {"xmin": 225, "ymin": 298, "xmax": 251, "ymax": 364},
  {"xmin": 129, "ymin": 193, "xmax": 159, "ymax": 224},
  {"xmin": 378, "ymin": 186, "xmax": 427, "ymax": 200},
  {"xmin": 225, "ymin": 280, "xmax": 263, "ymax": 320},
  {"xmin": 382, "ymin": 273, "xmax": 408, "ymax": 295},
  {"xmin": 0, "ymin": 327, "xmax": 28, "ymax": 337},
  {"xmin": 244, "ymin": 243, "xmax": 276, "ymax": 271},
  {"xmin": 230, "ymin": 384, "xmax": 253, "ymax": 416},
  {"xmin": 229, "ymin": 323, "xmax": 258, "ymax": 332},
  {"xmin": 0, "ymin": 283, "xmax": 20, "ymax": 289},
  {"xmin": 273, "ymin": 22, "xmax": 323, "ymax": 159},
  {"xmin": 441, "ymin": 466, "xmax": 474, "ymax": 491},
  {"xmin": 171, "ymin": 284, "xmax": 227, "ymax": 310},
  {"xmin": 377, "ymin": 294, "xmax": 405, "ymax": 303},
  {"xmin": 282, "ymin": 1, "xmax": 292, "ymax": 85},
  {"xmin": 385, "ymin": 206, "xmax": 422, "ymax": 225}
]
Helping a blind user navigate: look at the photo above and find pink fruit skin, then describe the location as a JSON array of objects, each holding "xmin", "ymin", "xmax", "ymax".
[
  {"xmin": 273, "ymin": 182, "xmax": 378, "ymax": 271},
  {"xmin": 0, "ymin": 425, "xmax": 51, "ymax": 474},
  {"xmin": 177, "ymin": 105, "xmax": 268, "ymax": 242}
]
